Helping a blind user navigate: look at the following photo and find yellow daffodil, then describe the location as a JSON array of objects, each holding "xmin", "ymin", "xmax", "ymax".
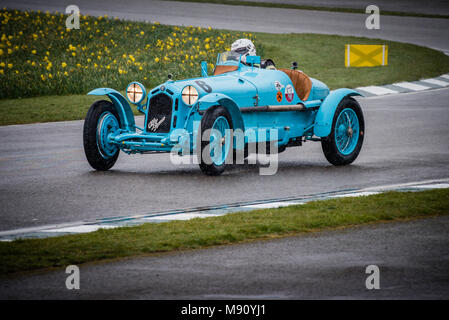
[{"xmin": 61, "ymin": 62, "xmax": 67, "ymax": 68}]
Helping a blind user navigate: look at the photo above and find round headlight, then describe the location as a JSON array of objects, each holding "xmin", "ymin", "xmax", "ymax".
[
  {"xmin": 181, "ymin": 85, "xmax": 199, "ymax": 106},
  {"xmin": 126, "ymin": 82, "xmax": 146, "ymax": 104}
]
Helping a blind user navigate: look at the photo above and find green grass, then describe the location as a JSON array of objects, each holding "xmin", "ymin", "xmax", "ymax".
[
  {"xmin": 0, "ymin": 95, "xmax": 100, "ymax": 125},
  {"xmin": 166, "ymin": 0, "xmax": 449, "ymax": 19},
  {"xmin": 0, "ymin": 9, "xmax": 256, "ymax": 99},
  {"xmin": 1, "ymin": 189, "xmax": 448, "ymax": 276},
  {"xmin": 256, "ymin": 33, "xmax": 449, "ymax": 90},
  {"xmin": 1, "ymin": 9, "xmax": 449, "ymax": 125},
  {"xmin": 0, "ymin": 94, "xmax": 141, "ymax": 125}
]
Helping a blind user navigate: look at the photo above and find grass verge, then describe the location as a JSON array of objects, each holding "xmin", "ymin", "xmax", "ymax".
[
  {"xmin": 1, "ymin": 189, "xmax": 448, "ymax": 276},
  {"xmin": 0, "ymin": 94, "xmax": 141, "ymax": 125},
  {"xmin": 166, "ymin": 0, "xmax": 449, "ymax": 19}
]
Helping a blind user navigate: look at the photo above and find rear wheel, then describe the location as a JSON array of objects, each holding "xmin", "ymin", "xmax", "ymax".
[
  {"xmin": 83, "ymin": 100, "xmax": 121, "ymax": 171},
  {"xmin": 198, "ymin": 106, "xmax": 233, "ymax": 175},
  {"xmin": 321, "ymin": 97, "xmax": 364, "ymax": 166}
]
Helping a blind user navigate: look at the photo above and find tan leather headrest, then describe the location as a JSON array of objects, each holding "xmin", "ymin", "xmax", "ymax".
[{"xmin": 279, "ymin": 68, "xmax": 312, "ymax": 101}]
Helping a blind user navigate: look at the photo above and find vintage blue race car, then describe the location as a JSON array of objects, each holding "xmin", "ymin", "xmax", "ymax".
[{"xmin": 83, "ymin": 51, "xmax": 364, "ymax": 175}]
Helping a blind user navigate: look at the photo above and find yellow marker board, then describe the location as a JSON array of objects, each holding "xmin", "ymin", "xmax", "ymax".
[{"xmin": 345, "ymin": 45, "xmax": 388, "ymax": 67}]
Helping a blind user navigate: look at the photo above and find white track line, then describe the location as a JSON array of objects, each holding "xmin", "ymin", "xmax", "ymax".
[
  {"xmin": 360, "ymin": 178, "xmax": 449, "ymax": 192},
  {"xmin": 420, "ymin": 78, "xmax": 449, "ymax": 87},
  {"xmin": 144, "ymin": 213, "xmax": 217, "ymax": 221},
  {"xmin": 392, "ymin": 82, "xmax": 430, "ymax": 91},
  {"xmin": 409, "ymin": 183, "xmax": 449, "ymax": 189},
  {"xmin": 44, "ymin": 225, "xmax": 117, "ymax": 233},
  {"xmin": 244, "ymin": 201, "xmax": 304, "ymax": 209},
  {"xmin": 356, "ymin": 86, "xmax": 398, "ymax": 95},
  {"xmin": 328, "ymin": 191, "xmax": 379, "ymax": 199}
]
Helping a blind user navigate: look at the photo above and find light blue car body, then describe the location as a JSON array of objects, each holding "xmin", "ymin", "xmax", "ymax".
[{"xmin": 88, "ymin": 55, "xmax": 362, "ymax": 155}]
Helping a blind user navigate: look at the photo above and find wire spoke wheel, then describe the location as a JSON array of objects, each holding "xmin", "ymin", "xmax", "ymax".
[
  {"xmin": 321, "ymin": 97, "xmax": 364, "ymax": 166},
  {"xmin": 210, "ymin": 116, "xmax": 231, "ymax": 166},
  {"xmin": 83, "ymin": 100, "xmax": 121, "ymax": 171},
  {"xmin": 335, "ymin": 108, "xmax": 359, "ymax": 155},
  {"xmin": 97, "ymin": 112, "xmax": 120, "ymax": 159},
  {"xmin": 199, "ymin": 106, "xmax": 233, "ymax": 175}
]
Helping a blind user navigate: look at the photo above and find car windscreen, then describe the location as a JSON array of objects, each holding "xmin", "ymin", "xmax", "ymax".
[{"xmin": 216, "ymin": 51, "xmax": 241, "ymax": 64}]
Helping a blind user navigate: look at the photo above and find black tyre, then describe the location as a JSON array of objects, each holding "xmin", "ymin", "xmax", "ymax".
[
  {"xmin": 198, "ymin": 106, "xmax": 233, "ymax": 176},
  {"xmin": 83, "ymin": 100, "xmax": 121, "ymax": 171},
  {"xmin": 321, "ymin": 97, "xmax": 364, "ymax": 166}
]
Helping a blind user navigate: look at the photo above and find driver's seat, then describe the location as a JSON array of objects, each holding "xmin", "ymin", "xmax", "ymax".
[{"xmin": 279, "ymin": 68, "xmax": 312, "ymax": 101}]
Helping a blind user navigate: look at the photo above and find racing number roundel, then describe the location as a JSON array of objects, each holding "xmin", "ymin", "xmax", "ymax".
[
  {"xmin": 195, "ymin": 80, "xmax": 212, "ymax": 93},
  {"xmin": 276, "ymin": 91, "xmax": 283, "ymax": 102},
  {"xmin": 285, "ymin": 84, "xmax": 294, "ymax": 102}
]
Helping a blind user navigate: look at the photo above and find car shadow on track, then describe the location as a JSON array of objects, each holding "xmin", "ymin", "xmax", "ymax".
[{"xmin": 82, "ymin": 160, "xmax": 367, "ymax": 179}]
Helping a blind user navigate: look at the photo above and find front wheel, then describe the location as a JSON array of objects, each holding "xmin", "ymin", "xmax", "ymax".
[
  {"xmin": 83, "ymin": 100, "xmax": 121, "ymax": 171},
  {"xmin": 321, "ymin": 97, "xmax": 364, "ymax": 166},
  {"xmin": 198, "ymin": 106, "xmax": 233, "ymax": 176}
]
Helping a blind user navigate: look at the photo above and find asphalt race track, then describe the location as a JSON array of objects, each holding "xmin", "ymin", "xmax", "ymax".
[
  {"xmin": 1, "ymin": 0, "xmax": 449, "ymax": 230},
  {"xmin": 1, "ymin": 216, "xmax": 448, "ymax": 299},
  {"xmin": 1, "ymin": 0, "xmax": 449, "ymax": 299},
  {"xmin": 244, "ymin": 0, "xmax": 449, "ymax": 16},
  {"xmin": 1, "ymin": 89, "xmax": 449, "ymax": 231},
  {"xmin": 1, "ymin": 1, "xmax": 448, "ymax": 232}
]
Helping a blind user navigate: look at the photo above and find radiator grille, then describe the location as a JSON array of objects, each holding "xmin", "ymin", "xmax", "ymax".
[{"xmin": 146, "ymin": 93, "xmax": 173, "ymax": 133}]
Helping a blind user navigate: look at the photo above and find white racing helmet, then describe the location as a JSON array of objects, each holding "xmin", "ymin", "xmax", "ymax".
[{"xmin": 231, "ymin": 38, "xmax": 256, "ymax": 64}]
